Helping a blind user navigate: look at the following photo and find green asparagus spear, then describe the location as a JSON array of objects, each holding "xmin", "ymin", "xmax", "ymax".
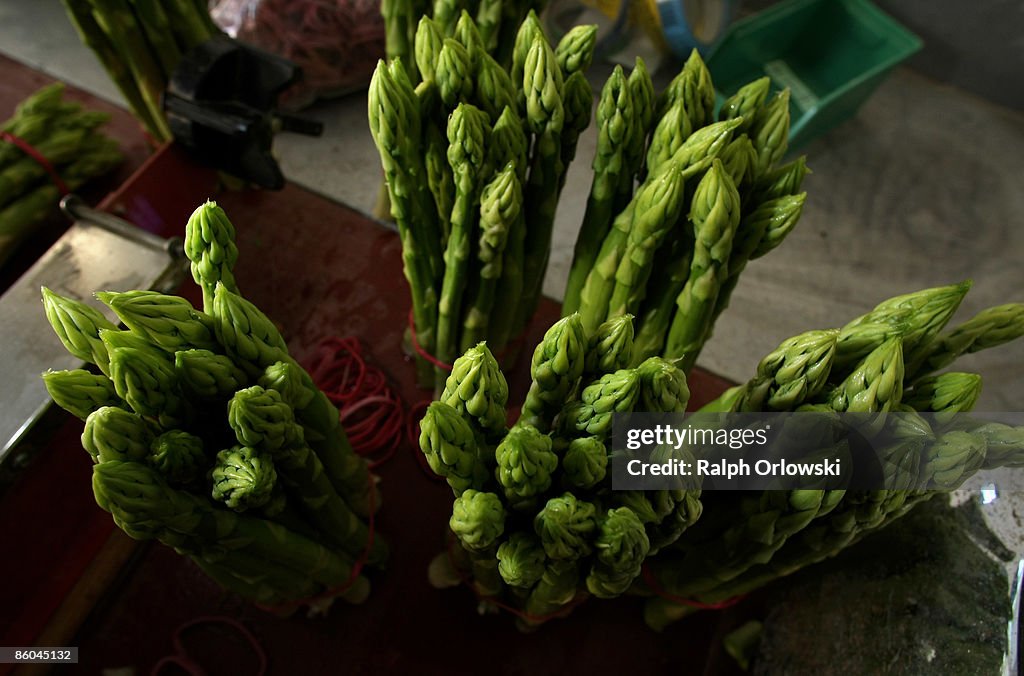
[
  {"xmin": 534, "ymin": 492, "xmax": 597, "ymax": 561},
  {"xmin": 441, "ymin": 341, "xmax": 509, "ymax": 438},
  {"xmin": 834, "ymin": 282, "xmax": 971, "ymax": 374},
  {"xmin": 558, "ymin": 71, "xmax": 594, "ymax": 184},
  {"xmin": 748, "ymin": 88, "xmax": 790, "ymax": 179},
  {"xmin": 732, "ymin": 330, "xmax": 839, "ymax": 412},
  {"xmin": 903, "ymin": 372, "xmax": 982, "ymax": 414},
  {"xmin": 495, "ymin": 423, "xmax": 558, "ymax": 509},
  {"xmin": 644, "ymin": 99, "xmax": 692, "ymax": 178},
  {"xmin": 454, "ymin": 10, "xmax": 485, "ymax": 59},
  {"xmin": 211, "ymin": 445, "xmax": 278, "ymax": 511},
  {"xmin": 414, "ymin": 16, "xmax": 445, "ymax": 84},
  {"xmin": 664, "ymin": 160, "xmax": 742, "ymax": 370},
  {"xmin": 183, "ymin": 201, "xmax": 239, "ymax": 313},
  {"xmin": 584, "ymin": 314, "xmax": 634, "ymax": 376},
  {"xmin": 106, "ymin": 344, "xmax": 186, "ymax": 427},
  {"xmin": 656, "ymin": 49, "xmax": 715, "ymax": 131},
  {"xmin": 585, "ymin": 507, "xmax": 650, "ymax": 598},
  {"xmin": 174, "ymin": 348, "xmax": 247, "ymax": 399},
  {"xmin": 486, "ymin": 107, "xmax": 531, "ymax": 352},
  {"xmin": 476, "ymin": 0, "xmax": 503, "ymax": 52},
  {"xmin": 369, "ymin": 59, "xmax": 442, "ymax": 385},
  {"xmin": 451, "ymin": 489, "xmax": 507, "ymax": 596},
  {"xmin": 563, "ymin": 66, "xmax": 634, "ymax": 315},
  {"xmin": 518, "ymin": 314, "xmax": 587, "ymax": 431},
  {"xmin": 420, "ymin": 401, "xmax": 489, "ymax": 495},
  {"xmin": 82, "ymin": 405, "xmax": 153, "ymax": 463},
  {"xmin": 436, "ymin": 103, "xmax": 491, "ymax": 385},
  {"xmin": 42, "ymin": 368, "xmax": 120, "ymax": 420},
  {"xmin": 461, "ymin": 164, "xmax": 521, "ymax": 351},
  {"xmin": 497, "ymin": 531, "xmax": 547, "ymax": 588},
  {"xmin": 475, "ymin": 50, "xmax": 518, "ymax": 122},
  {"xmin": 566, "ymin": 367, "xmax": 641, "ymax": 438},
  {"xmin": 606, "ymin": 161, "xmax": 688, "ymax": 319},
  {"xmin": 636, "ymin": 356, "xmax": 690, "ymax": 413},
  {"xmin": 41, "ymin": 286, "xmax": 118, "ymax": 376},
  {"xmin": 437, "ymin": 38, "xmax": 474, "ymax": 108},
  {"xmin": 718, "ymin": 76, "xmax": 771, "ymax": 133},
  {"xmin": 516, "ymin": 34, "xmax": 567, "ymax": 334},
  {"xmin": 828, "ymin": 337, "xmax": 905, "ymax": 414},
  {"xmin": 910, "ymin": 303, "xmax": 1024, "ymax": 379},
  {"xmin": 149, "ymin": 429, "xmax": 205, "ymax": 485},
  {"xmin": 97, "ymin": 290, "xmax": 219, "ymax": 353},
  {"xmin": 561, "ymin": 436, "xmax": 607, "ymax": 490},
  {"xmin": 618, "ymin": 57, "xmax": 655, "ymax": 207}
]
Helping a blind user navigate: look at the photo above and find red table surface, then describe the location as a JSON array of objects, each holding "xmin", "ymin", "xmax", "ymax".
[{"xmin": 3, "ymin": 141, "xmax": 742, "ymax": 673}]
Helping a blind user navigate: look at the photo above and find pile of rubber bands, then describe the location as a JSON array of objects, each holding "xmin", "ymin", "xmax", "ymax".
[{"xmin": 211, "ymin": 0, "xmax": 385, "ymax": 110}]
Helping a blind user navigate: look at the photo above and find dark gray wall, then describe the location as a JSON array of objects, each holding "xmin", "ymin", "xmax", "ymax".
[{"xmin": 741, "ymin": 0, "xmax": 1024, "ymax": 111}]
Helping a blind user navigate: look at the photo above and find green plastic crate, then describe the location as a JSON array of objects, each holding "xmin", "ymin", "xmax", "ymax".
[{"xmin": 706, "ymin": 0, "xmax": 922, "ymax": 149}]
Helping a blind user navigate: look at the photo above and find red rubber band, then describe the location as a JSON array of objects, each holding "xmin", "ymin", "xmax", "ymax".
[
  {"xmin": 1, "ymin": 130, "xmax": 69, "ymax": 195},
  {"xmin": 640, "ymin": 563, "xmax": 746, "ymax": 611},
  {"xmin": 407, "ymin": 308, "xmax": 454, "ymax": 372},
  {"xmin": 151, "ymin": 615, "xmax": 267, "ymax": 676},
  {"xmin": 306, "ymin": 336, "xmax": 404, "ymax": 469},
  {"xmin": 444, "ymin": 531, "xmax": 588, "ymax": 625}
]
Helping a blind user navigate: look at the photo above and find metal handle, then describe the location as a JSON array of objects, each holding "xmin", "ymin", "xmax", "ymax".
[{"xmin": 59, "ymin": 194, "xmax": 184, "ymax": 259}]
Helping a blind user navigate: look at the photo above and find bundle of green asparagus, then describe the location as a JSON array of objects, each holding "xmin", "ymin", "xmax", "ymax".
[
  {"xmin": 0, "ymin": 83, "xmax": 122, "ymax": 267},
  {"xmin": 420, "ymin": 312, "xmax": 703, "ymax": 627},
  {"xmin": 563, "ymin": 50, "xmax": 807, "ymax": 374},
  {"xmin": 369, "ymin": 11, "xmax": 600, "ymax": 388},
  {"xmin": 640, "ymin": 282, "xmax": 1024, "ymax": 629},
  {"xmin": 41, "ymin": 201, "xmax": 386, "ymax": 609},
  {"xmin": 382, "ymin": 0, "xmax": 548, "ymax": 78},
  {"xmin": 61, "ymin": 0, "xmax": 222, "ymax": 142}
]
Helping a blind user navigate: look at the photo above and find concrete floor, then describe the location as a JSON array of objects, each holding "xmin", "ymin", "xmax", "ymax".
[{"xmin": 0, "ymin": 0, "xmax": 1021, "ymax": 410}]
